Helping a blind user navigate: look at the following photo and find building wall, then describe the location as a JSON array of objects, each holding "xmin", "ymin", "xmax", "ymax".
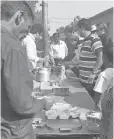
[{"xmin": 89, "ymin": 8, "xmax": 113, "ymax": 41}]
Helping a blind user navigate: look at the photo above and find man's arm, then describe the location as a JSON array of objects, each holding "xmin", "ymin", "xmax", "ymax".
[
  {"xmin": 23, "ymin": 38, "xmax": 40, "ymax": 63},
  {"xmin": 62, "ymin": 60, "xmax": 80, "ymax": 66},
  {"xmin": 3, "ymin": 47, "xmax": 46, "ymax": 117},
  {"xmin": 49, "ymin": 44, "xmax": 54, "ymax": 57},
  {"xmin": 92, "ymin": 38, "xmax": 103, "ymax": 72},
  {"xmin": 64, "ymin": 42, "xmax": 68, "ymax": 57},
  {"xmin": 88, "ymin": 49, "xmax": 103, "ymax": 83},
  {"xmin": 48, "ymin": 44, "xmax": 55, "ymax": 64},
  {"xmin": 93, "ymin": 50, "xmax": 103, "ymax": 72},
  {"xmin": 88, "ymin": 38, "xmax": 103, "ymax": 83}
]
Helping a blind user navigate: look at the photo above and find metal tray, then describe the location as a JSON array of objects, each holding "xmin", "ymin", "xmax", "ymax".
[
  {"xmin": 46, "ymin": 118, "xmax": 82, "ymax": 131},
  {"xmin": 52, "ymin": 87, "xmax": 70, "ymax": 96}
]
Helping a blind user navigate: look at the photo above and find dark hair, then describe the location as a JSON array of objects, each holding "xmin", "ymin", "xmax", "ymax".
[
  {"xmin": 65, "ymin": 25, "xmax": 73, "ymax": 33},
  {"xmin": 30, "ymin": 24, "xmax": 43, "ymax": 34},
  {"xmin": 77, "ymin": 18, "xmax": 91, "ymax": 31},
  {"xmin": 1, "ymin": 1, "xmax": 34, "ymax": 21},
  {"xmin": 53, "ymin": 33, "xmax": 59, "ymax": 38}
]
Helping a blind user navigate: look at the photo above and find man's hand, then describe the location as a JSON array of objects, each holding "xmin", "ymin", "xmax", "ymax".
[
  {"xmin": 88, "ymin": 73, "xmax": 96, "ymax": 83},
  {"xmin": 62, "ymin": 60, "xmax": 80, "ymax": 66},
  {"xmin": 72, "ymin": 41, "xmax": 77, "ymax": 45},
  {"xmin": 43, "ymin": 97, "xmax": 54, "ymax": 111},
  {"xmin": 32, "ymin": 91, "xmax": 43, "ymax": 98},
  {"xmin": 61, "ymin": 61, "xmax": 70, "ymax": 66},
  {"xmin": 49, "ymin": 56, "xmax": 55, "ymax": 66},
  {"xmin": 68, "ymin": 65, "xmax": 75, "ymax": 69}
]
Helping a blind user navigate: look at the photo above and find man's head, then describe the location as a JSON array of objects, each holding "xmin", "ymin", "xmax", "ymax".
[
  {"xmin": 53, "ymin": 33, "xmax": 60, "ymax": 43},
  {"xmin": 1, "ymin": 1, "xmax": 34, "ymax": 39},
  {"xmin": 29, "ymin": 23, "xmax": 43, "ymax": 40},
  {"xmin": 97, "ymin": 23, "xmax": 108, "ymax": 37},
  {"xmin": 77, "ymin": 18, "xmax": 92, "ymax": 38}
]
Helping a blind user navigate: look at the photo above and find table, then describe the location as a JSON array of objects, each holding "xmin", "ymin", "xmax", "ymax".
[{"xmin": 33, "ymin": 75, "xmax": 100, "ymax": 139}]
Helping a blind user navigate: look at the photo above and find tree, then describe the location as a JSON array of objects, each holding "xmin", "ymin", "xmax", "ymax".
[
  {"xmin": 55, "ymin": 15, "xmax": 81, "ymax": 39},
  {"xmin": 56, "ymin": 26, "xmax": 65, "ymax": 34},
  {"xmin": 25, "ymin": 1, "xmax": 42, "ymax": 24}
]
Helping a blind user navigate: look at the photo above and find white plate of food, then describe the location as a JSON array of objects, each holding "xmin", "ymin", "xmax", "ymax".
[
  {"xmin": 45, "ymin": 109, "xmax": 58, "ymax": 119},
  {"xmin": 58, "ymin": 110, "xmax": 70, "ymax": 119},
  {"xmin": 32, "ymin": 118, "xmax": 46, "ymax": 129},
  {"xmin": 51, "ymin": 103, "xmax": 71, "ymax": 111}
]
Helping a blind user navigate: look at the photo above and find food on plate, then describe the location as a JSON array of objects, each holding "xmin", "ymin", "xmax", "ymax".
[
  {"xmin": 59, "ymin": 110, "xmax": 70, "ymax": 119},
  {"xmin": 32, "ymin": 118, "xmax": 46, "ymax": 128},
  {"xmin": 86, "ymin": 111, "xmax": 102, "ymax": 120},
  {"xmin": 32, "ymin": 91, "xmax": 43, "ymax": 98},
  {"xmin": 69, "ymin": 107, "xmax": 79, "ymax": 112},
  {"xmin": 70, "ymin": 112, "xmax": 80, "ymax": 118},
  {"xmin": 45, "ymin": 109, "xmax": 58, "ymax": 119},
  {"xmin": 69, "ymin": 107, "xmax": 80, "ymax": 118},
  {"xmin": 69, "ymin": 107, "xmax": 79, "ymax": 114},
  {"xmin": 51, "ymin": 103, "xmax": 71, "ymax": 111},
  {"xmin": 45, "ymin": 104, "xmax": 81, "ymax": 119}
]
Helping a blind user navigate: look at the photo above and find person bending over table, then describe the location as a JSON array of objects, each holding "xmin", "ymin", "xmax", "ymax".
[
  {"xmin": 69, "ymin": 38, "xmax": 84, "ymax": 78},
  {"xmin": 1, "ymin": 2, "xmax": 53, "ymax": 139},
  {"xmin": 62, "ymin": 18, "xmax": 103, "ymax": 100},
  {"xmin": 22, "ymin": 23, "xmax": 45, "ymax": 75}
]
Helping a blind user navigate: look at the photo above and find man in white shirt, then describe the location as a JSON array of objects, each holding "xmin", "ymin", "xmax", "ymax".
[
  {"xmin": 22, "ymin": 24, "xmax": 44, "ymax": 72},
  {"xmin": 93, "ymin": 68, "xmax": 113, "ymax": 109},
  {"xmin": 49, "ymin": 33, "xmax": 68, "ymax": 66}
]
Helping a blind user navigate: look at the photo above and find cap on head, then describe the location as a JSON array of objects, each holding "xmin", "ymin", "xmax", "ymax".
[{"xmin": 91, "ymin": 25, "xmax": 98, "ymax": 32}]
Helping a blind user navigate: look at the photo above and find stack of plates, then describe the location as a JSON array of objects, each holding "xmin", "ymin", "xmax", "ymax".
[
  {"xmin": 45, "ymin": 103, "xmax": 80, "ymax": 120},
  {"xmin": 32, "ymin": 118, "xmax": 46, "ymax": 129}
]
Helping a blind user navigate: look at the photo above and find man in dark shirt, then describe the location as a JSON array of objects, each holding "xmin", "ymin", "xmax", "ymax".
[
  {"xmin": 97, "ymin": 23, "xmax": 113, "ymax": 70},
  {"xmin": 1, "ymin": 2, "xmax": 52, "ymax": 139}
]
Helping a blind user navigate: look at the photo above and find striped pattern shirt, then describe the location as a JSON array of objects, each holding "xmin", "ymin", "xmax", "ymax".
[{"xmin": 79, "ymin": 34, "xmax": 103, "ymax": 83}]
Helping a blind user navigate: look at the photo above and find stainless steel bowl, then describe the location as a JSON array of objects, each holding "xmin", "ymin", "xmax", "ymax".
[{"xmin": 36, "ymin": 68, "xmax": 51, "ymax": 82}]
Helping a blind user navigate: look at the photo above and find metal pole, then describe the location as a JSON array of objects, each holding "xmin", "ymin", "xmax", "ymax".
[{"xmin": 42, "ymin": 0, "xmax": 48, "ymax": 58}]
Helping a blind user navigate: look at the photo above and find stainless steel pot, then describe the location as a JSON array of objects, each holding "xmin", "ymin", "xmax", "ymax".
[{"xmin": 36, "ymin": 68, "xmax": 51, "ymax": 82}]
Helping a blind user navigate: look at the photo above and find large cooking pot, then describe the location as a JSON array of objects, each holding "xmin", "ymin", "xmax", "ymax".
[{"xmin": 36, "ymin": 68, "xmax": 51, "ymax": 82}]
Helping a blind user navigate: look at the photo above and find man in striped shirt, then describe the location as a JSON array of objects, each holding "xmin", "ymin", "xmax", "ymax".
[{"xmin": 62, "ymin": 18, "xmax": 103, "ymax": 99}]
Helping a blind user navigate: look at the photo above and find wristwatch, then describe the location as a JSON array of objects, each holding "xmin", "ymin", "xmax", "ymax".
[{"xmin": 93, "ymin": 70, "xmax": 99, "ymax": 74}]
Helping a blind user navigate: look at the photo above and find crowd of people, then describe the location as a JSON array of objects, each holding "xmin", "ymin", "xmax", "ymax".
[
  {"xmin": 1, "ymin": 1, "xmax": 113, "ymax": 139},
  {"xmin": 49, "ymin": 19, "xmax": 113, "ymax": 139},
  {"xmin": 1, "ymin": 2, "xmax": 54, "ymax": 139}
]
